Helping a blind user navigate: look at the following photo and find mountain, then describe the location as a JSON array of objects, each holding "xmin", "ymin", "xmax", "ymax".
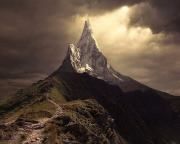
[
  {"xmin": 0, "ymin": 20, "xmax": 179, "ymax": 144},
  {"xmin": 58, "ymin": 20, "xmax": 146, "ymax": 92}
]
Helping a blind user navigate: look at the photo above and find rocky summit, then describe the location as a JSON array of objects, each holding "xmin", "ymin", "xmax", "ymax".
[
  {"xmin": 58, "ymin": 20, "xmax": 145, "ymax": 92},
  {"xmin": 0, "ymin": 20, "xmax": 179, "ymax": 144}
]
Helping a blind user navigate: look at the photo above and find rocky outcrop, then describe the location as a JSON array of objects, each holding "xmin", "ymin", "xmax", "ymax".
[
  {"xmin": 0, "ymin": 99, "xmax": 126, "ymax": 144},
  {"xmin": 58, "ymin": 20, "xmax": 146, "ymax": 92}
]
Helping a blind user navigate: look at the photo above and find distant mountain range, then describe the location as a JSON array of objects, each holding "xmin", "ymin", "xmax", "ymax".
[{"xmin": 0, "ymin": 20, "xmax": 179, "ymax": 144}]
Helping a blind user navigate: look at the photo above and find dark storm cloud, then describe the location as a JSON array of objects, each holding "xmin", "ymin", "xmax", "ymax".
[{"xmin": 130, "ymin": 0, "xmax": 180, "ymax": 33}]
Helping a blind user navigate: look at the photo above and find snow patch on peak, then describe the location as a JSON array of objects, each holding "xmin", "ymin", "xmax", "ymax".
[
  {"xmin": 85, "ymin": 64, "xmax": 93, "ymax": 71},
  {"xmin": 68, "ymin": 44, "xmax": 81, "ymax": 71},
  {"xmin": 112, "ymin": 73, "xmax": 124, "ymax": 82},
  {"xmin": 78, "ymin": 64, "xmax": 93, "ymax": 73},
  {"xmin": 67, "ymin": 44, "xmax": 94, "ymax": 73}
]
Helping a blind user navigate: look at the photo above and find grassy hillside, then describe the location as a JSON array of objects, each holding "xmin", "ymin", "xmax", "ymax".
[
  {"xmin": 0, "ymin": 99, "xmax": 126, "ymax": 144},
  {"xmin": 0, "ymin": 72, "xmax": 179, "ymax": 144}
]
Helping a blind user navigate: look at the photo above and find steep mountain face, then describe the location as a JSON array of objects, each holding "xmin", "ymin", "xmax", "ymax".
[
  {"xmin": 0, "ymin": 20, "xmax": 179, "ymax": 144},
  {"xmin": 51, "ymin": 73, "xmax": 180, "ymax": 144},
  {"xmin": 58, "ymin": 20, "xmax": 146, "ymax": 92}
]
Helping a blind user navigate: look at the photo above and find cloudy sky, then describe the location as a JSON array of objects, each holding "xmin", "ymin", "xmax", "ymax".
[{"xmin": 0, "ymin": 0, "xmax": 180, "ymax": 98}]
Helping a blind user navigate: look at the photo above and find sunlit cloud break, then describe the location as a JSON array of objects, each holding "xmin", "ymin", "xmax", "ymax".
[{"xmin": 70, "ymin": 5, "xmax": 180, "ymax": 95}]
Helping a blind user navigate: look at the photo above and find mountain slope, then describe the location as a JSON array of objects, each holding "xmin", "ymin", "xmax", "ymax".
[
  {"xmin": 0, "ymin": 99, "xmax": 126, "ymax": 144},
  {"xmin": 1, "ymin": 72, "xmax": 179, "ymax": 144},
  {"xmin": 51, "ymin": 72, "xmax": 180, "ymax": 144}
]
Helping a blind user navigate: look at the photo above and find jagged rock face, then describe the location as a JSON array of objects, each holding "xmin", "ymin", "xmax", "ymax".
[
  {"xmin": 58, "ymin": 20, "xmax": 146, "ymax": 92},
  {"xmin": 60, "ymin": 20, "xmax": 106, "ymax": 74}
]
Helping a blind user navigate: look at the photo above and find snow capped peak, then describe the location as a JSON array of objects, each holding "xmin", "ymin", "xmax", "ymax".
[
  {"xmin": 59, "ymin": 20, "xmax": 140, "ymax": 91},
  {"xmin": 84, "ymin": 19, "xmax": 92, "ymax": 32},
  {"xmin": 60, "ymin": 19, "xmax": 126, "ymax": 79},
  {"xmin": 80, "ymin": 19, "xmax": 92, "ymax": 37},
  {"xmin": 77, "ymin": 20, "xmax": 97, "ymax": 49}
]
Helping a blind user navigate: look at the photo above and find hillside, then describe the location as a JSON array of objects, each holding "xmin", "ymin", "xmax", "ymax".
[
  {"xmin": 0, "ymin": 99, "xmax": 127, "ymax": 144},
  {"xmin": 0, "ymin": 72, "xmax": 179, "ymax": 144}
]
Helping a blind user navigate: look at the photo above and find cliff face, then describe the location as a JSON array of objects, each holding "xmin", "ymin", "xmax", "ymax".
[{"xmin": 58, "ymin": 20, "xmax": 146, "ymax": 92}]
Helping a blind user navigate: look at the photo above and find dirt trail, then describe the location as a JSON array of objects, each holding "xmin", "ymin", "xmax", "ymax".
[
  {"xmin": 22, "ymin": 95, "xmax": 64, "ymax": 144},
  {"xmin": 48, "ymin": 99, "xmax": 63, "ymax": 113},
  {"xmin": 45, "ymin": 93, "xmax": 63, "ymax": 114}
]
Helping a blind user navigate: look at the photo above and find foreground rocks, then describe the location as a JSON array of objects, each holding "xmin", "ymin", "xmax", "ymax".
[{"xmin": 0, "ymin": 99, "xmax": 126, "ymax": 144}]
